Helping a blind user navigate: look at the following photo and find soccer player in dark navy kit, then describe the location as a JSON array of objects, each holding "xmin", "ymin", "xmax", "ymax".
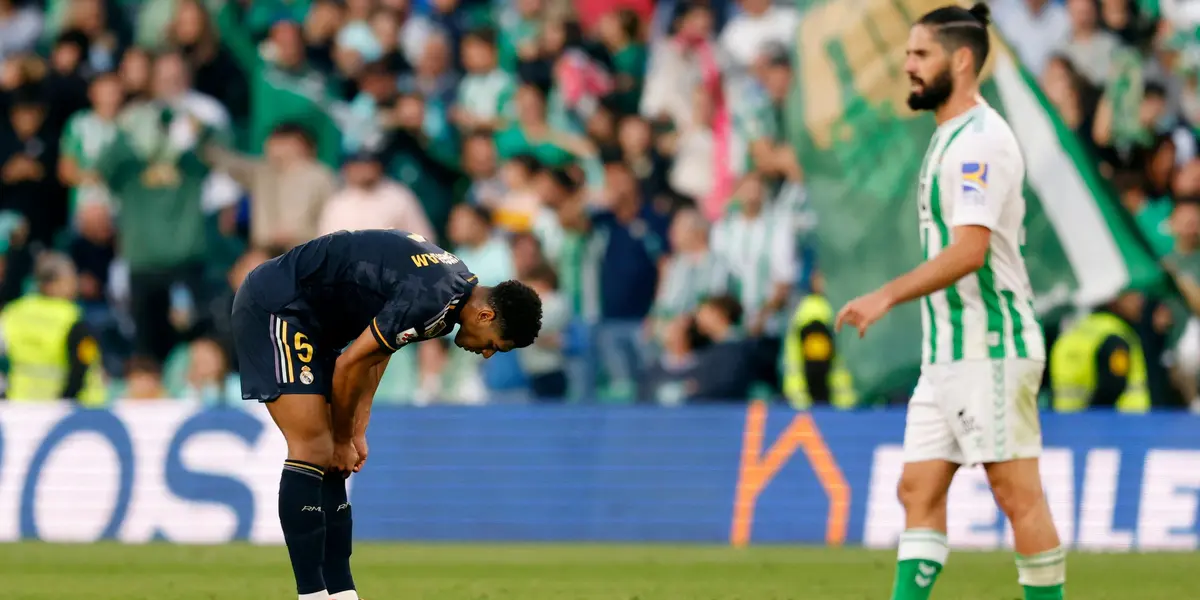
[{"xmin": 231, "ymin": 229, "xmax": 542, "ymax": 600}]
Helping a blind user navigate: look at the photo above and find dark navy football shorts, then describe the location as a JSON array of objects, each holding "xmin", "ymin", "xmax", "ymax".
[{"xmin": 231, "ymin": 283, "xmax": 336, "ymax": 402}]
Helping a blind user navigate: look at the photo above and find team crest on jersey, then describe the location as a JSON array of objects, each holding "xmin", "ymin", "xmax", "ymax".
[
  {"xmin": 961, "ymin": 162, "xmax": 988, "ymax": 206},
  {"xmin": 299, "ymin": 366, "xmax": 314, "ymax": 385},
  {"xmin": 395, "ymin": 327, "xmax": 418, "ymax": 347}
]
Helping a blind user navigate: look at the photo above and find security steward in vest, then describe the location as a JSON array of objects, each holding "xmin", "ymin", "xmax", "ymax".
[
  {"xmin": 0, "ymin": 252, "xmax": 105, "ymax": 405},
  {"xmin": 783, "ymin": 272, "xmax": 857, "ymax": 409},
  {"xmin": 1050, "ymin": 290, "xmax": 1150, "ymax": 413}
]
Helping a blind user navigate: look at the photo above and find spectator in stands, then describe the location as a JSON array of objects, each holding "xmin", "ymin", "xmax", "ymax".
[
  {"xmin": 303, "ymin": 0, "xmax": 344, "ymax": 75},
  {"xmin": 1041, "ymin": 55, "xmax": 1101, "ymax": 158},
  {"xmin": 640, "ymin": 314, "xmax": 699, "ymax": 404},
  {"xmin": 510, "ymin": 231, "xmax": 546, "ymax": 278},
  {"xmin": 1059, "ymin": 0, "xmax": 1121, "ymax": 86},
  {"xmin": 519, "ymin": 263, "xmax": 569, "ymax": 400},
  {"xmin": 461, "ymin": 130, "xmax": 506, "ymax": 209},
  {"xmin": 117, "ymin": 46, "xmax": 151, "ymax": 103},
  {"xmin": 617, "ymin": 115, "xmax": 670, "ymax": 206},
  {"xmin": 319, "ymin": 149, "xmax": 435, "ymax": 238},
  {"xmin": 0, "ymin": 0, "xmax": 42, "ymax": 64},
  {"xmin": 686, "ymin": 294, "xmax": 756, "ymax": 402},
  {"xmin": 719, "ymin": 0, "xmax": 798, "ymax": 72},
  {"xmin": 991, "ymin": 0, "xmax": 1070, "ymax": 76},
  {"xmin": 58, "ymin": 72, "xmax": 121, "ymax": 211},
  {"xmin": 203, "ymin": 246, "xmax": 274, "ymax": 372},
  {"xmin": 448, "ymin": 203, "xmax": 514, "ymax": 285},
  {"xmin": 151, "ymin": 50, "xmax": 242, "ymax": 215},
  {"xmin": 668, "ymin": 87, "xmax": 719, "ymax": 207},
  {"xmin": 265, "ymin": 20, "xmax": 328, "ymax": 98},
  {"xmin": 343, "ymin": 59, "xmax": 401, "ymax": 152},
  {"xmin": 489, "ymin": 152, "xmax": 542, "ymax": 232},
  {"xmin": 711, "ymin": 171, "xmax": 797, "ymax": 389},
  {"xmin": 588, "ymin": 158, "xmax": 670, "ymax": 400},
  {"xmin": 45, "ymin": 31, "xmax": 92, "ymax": 130},
  {"xmin": 95, "ymin": 88, "xmax": 211, "ymax": 363},
  {"xmin": 179, "ymin": 337, "xmax": 238, "ymax": 406},
  {"xmin": 398, "ymin": 31, "xmax": 457, "ymax": 112},
  {"xmin": 206, "ymin": 122, "xmax": 336, "ymax": 250},
  {"xmin": 67, "ymin": 200, "xmax": 115, "ymax": 307},
  {"xmin": 454, "ymin": 28, "xmax": 515, "ymax": 133},
  {"xmin": 0, "ymin": 251, "xmax": 105, "ymax": 405},
  {"xmin": 123, "ymin": 356, "xmax": 164, "ymax": 400},
  {"xmin": 169, "ymin": 0, "xmax": 249, "ymax": 122},
  {"xmin": 740, "ymin": 44, "xmax": 797, "ymax": 187},
  {"xmin": 62, "ymin": 0, "xmax": 122, "ymax": 74},
  {"xmin": 0, "ymin": 87, "xmax": 67, "ymax": 247},
  {"xmin": 377, "ymin": 91, "xmax": 464, "ymax": 238},
  {"xmin": 1166, "ymin": 199, "xmax": 1200, "ymax": 405},
  {"xmin": 649, "ymin": 207, "xmax": 722, "ymax": 343},
  {"xmin": 498, "ymin": 81, "xmax": 591, "ymax": 167},
  {"xmin": 641, "ymin": 1, "xmax": 717, "ymax": 129},
  {"xmin": 597, "ymin": 8, "xmax": 646, "ymax": 116}
]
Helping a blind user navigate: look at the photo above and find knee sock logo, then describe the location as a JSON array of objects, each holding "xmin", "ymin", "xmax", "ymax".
[
  {"xmin": 914, "ymin": 562, "xmax": 937, "ymax": 588},
  {"xmin": 337, "ymin": 503, "xmax": 350, "ymax": 512},
  {"xmin": 301, "ymin": 505, "xmax": 322, "ymax": 512}
]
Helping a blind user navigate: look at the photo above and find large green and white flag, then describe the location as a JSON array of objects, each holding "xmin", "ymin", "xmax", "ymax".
[{"xmin": 789, "ymin": 0, "xmax": 1168, "ymax": 399}]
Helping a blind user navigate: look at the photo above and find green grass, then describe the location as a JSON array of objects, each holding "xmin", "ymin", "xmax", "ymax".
[{"xmin": 0, "ymin": 543, "xmax": 1193, "ymax": 599}]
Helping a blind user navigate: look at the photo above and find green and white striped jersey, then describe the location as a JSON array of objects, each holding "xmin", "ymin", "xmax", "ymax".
[
  {"xmin": 711, "ymin": 198, "xmax": 798, "ymax": 335},
  {"xmin": 652, "ymin": 250, "xmax": 727, "ymax": 320},
  {"xmin": 60, "ymin": 110, "xmax": 118, "ymax": 207},
  {"xmin": 916, "ymin": 104, "xmax": 1044, "ymax": 364}
]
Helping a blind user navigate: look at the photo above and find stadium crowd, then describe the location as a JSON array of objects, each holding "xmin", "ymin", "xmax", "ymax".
[{"xmin": 0, "ymin": 0, "xmax": 1199, "ymax": 408}]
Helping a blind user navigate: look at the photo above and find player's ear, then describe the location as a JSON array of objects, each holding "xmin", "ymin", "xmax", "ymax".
[
  {"xmin": 477, "ymin": 307, "xmax": 495, "ymax": 323},
  {"xmin": 952, "ymin": 46, "xmax": 973, "ymax": 76}
]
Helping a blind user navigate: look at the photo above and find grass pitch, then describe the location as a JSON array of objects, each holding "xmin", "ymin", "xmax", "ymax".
[{"xmin": 0, "ymin": 543, "xmax": 1191, "ymax": 599}]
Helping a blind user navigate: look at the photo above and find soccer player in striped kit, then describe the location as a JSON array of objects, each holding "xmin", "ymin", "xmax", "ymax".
[{"xmin": 836, "ymin": 4, "xmax": 1066, "ymax": 600}]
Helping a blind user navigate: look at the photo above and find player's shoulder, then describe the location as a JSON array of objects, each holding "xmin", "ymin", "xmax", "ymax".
[{"xmin": 945, "ymin": 106, "xmax": 1021, "ymax": 159}]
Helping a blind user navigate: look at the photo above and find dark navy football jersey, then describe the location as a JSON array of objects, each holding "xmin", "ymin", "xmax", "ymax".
[{"xmin": 242, "ymin": 230, "xmax": 478, "ymax": 351}]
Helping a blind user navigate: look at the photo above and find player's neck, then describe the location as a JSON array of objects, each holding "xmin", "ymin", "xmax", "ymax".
[{"xmin": 934, "ymin": 88, "xmax": 983, "ymax": 126}]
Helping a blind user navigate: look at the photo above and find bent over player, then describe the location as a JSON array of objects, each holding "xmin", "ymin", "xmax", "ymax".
[
  {"xmin": 232, "ymin": 229, "xmax": 542, "ymax": 600},
  {"xmin": 836, "ymin": 4, "xmax": 1064, "ymax": 600}
]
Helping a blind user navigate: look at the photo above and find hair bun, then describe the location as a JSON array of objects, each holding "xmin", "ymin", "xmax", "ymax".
[{"xmin": 968, "ymin": 2, "xmax": 991, "ymax": 26}]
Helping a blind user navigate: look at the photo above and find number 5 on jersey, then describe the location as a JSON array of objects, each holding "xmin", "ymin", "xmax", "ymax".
[{"xmin": 270, "ymin": 314, "xmax": 316, "ymax": 385}]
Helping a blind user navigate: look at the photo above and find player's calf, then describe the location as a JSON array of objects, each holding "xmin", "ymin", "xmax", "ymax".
[
  {"xmin": 323, "ymin": 473, "xmax": 357, "ymax": 600},
  {"xmin": 268, "ymin": 394, "xmax": 336, "ymax": 600},
  {"xmin": 890, "ymin": 460, "xmax": 958, "ymax": 600},
  {"xmin": 985, "ymin": 458, "xmax": 1065, "ymax": 600}
]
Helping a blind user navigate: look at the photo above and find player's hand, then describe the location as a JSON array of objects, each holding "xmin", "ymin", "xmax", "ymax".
[
  {"xmin": 352, "ymin": 433, "xmax": 369, "ymax": 473},
  {"xmin": 835, "ymin": 290, "xmax": 894, "ymax": 338},
  {"xmin": 330, "ymin": 441, "xmax": 359, "ymax": 477}
]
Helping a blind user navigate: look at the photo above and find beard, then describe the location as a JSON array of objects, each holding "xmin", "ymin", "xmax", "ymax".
[{"xmin": 906, "ymin": 69, "xmax": 954, "ymax": 111}]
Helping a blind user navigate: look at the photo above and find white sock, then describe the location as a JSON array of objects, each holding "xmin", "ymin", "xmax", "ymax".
[
  {"xmin": 329, "ymin": 591, "xmax": 360, "ymax": 600},
  {"xmin": 298, "ymin": 591, "xmax": 329, "ymax": 600},
  {"xmin": 1016, "ymin": 546, "xmax": 1066, "ymax": 587},
  {"xmin": 897, "ymin": 528, "xmax": 950, "ymax": 565}
]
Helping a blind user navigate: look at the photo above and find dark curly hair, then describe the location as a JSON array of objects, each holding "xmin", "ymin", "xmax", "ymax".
[{"xmin": 488, "ymin": 280, "xmax": 543, "ymax": 348}]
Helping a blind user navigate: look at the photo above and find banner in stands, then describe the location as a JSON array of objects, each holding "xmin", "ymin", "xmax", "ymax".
[
  {"xmin": 788, "ymin": 0, "xmax": 1167, "ymax": 398},
  {"xmin": 1, "ymin": 403, "xmax": 1198, "ymax": 550}
]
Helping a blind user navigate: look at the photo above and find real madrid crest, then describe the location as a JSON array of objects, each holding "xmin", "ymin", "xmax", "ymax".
[{"xmin": 300, "ymin": 365, "xmax": 314, "ymax": 385}]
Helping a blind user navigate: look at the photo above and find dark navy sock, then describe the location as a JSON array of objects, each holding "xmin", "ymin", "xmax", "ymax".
[
  {"xmin": 322, "ymin": 473, "xmax": 355, "ymax": 595},
  {"xmin": 280, "ymin": 460, "xmax": 327, "ymax": 595}
]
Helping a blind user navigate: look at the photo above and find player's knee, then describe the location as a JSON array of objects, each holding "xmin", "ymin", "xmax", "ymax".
[
  {"xmin": 286, "ymin": 427, "xmax": 334, "ymax": 467},
  {"xmin": 988, "ymin": 470, "xmax": 1045, "ymax": 520},
  {"xmin": 897, "ymin": 471, "xmax": 946, "ymax": 514}
]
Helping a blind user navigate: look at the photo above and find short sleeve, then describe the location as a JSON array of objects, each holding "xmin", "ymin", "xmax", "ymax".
[
  {"xmin": 943, "ymin": 132, "xmax": 1012, "ymax": 231},
  {"xmin": 369, "ymin": 272, "xmax": 477, "ymax": 353}
]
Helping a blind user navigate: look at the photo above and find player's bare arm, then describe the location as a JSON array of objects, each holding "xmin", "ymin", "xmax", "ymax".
[
  {"xmin": 836, "ymin": 225, "xmax": 990, "ymax": 337},
  {"xmin": 329, "ymin": 326, "xmax": 392, "ymax": 473}
]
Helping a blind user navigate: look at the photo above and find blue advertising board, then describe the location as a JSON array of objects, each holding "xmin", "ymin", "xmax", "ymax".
[{"xmin": 0, "ymin": 402, "xmax": 1196, "ymax": 550}]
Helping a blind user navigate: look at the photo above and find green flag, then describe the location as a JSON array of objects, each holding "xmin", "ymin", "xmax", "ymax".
[{"xmin": 789, "ymin": 0, "xmax": 1168, "ymax": 399}]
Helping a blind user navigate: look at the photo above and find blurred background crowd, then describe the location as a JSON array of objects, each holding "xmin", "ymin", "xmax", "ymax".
[{"xmin": 1, "ymin": 0, "xmax": 1199, "ymax": 410}]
